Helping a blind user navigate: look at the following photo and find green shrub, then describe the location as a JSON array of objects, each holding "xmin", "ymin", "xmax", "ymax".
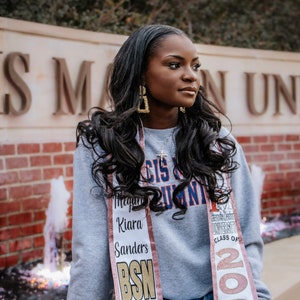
[{"xmin": 0, "ymin": 0, "xmax": 299, "ymax": 52}]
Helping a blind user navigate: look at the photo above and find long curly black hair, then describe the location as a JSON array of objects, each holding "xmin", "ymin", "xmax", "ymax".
[{"xmin": 77, "ymin": 24, "xmax": 238, "ymax": 218}]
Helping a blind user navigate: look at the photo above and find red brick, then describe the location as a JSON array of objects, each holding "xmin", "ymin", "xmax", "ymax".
[
  {"xmin": 253, "ymin": 136, "xmax": 268, "ymax": 143},
  {"xmin": 0, "ymin": 216, "xmax": 7, "ymax": 227},
  {"xmin": 270, "ymin": 208, "xmax": 287, "ymax": 215},
  {"xmin": 286, "ymin": 135, "xmax": 299, "ymax": 141},
  {"xmin": 67, "ymin": 202, "xmax": 73, "ymax": 216},
  {"xmin": 269, "ymin": 153, "xmax": 285, "ymax": 161},
  {"xmin": 64, "ymin": 229, "xmax": 72, "ymax": 241},
  {"xmin": 266, "ymin": 173, "xmax": 284, "ymax": 181},
  {"xmin": 8, "ymin": 212, "xmax": 32, "ymax": 226},
  {"xmin": 0, "ymin": 227, "xmax": 20, "ymax": 241},
  {"xmin": 53, "ymin": 154, "xmax": 73, "ymax": 165},
  {"xmin": 22, "ymin": 197, "xmax": 48, "ymax": 211},
  {"xmin": 278, "ymin": 198, "xmax": 297, "ymax": 207},
  {"xmin": 21, "ymin": 223, "xmax": 44, "ymax": 237},
  {"xmin": 236, "ymin": 136, "xmax": 251, "ymax": 144},
  {"xmin": 0, "ymin": 254, "xmax": 19, "ymax": 269},
  {"xmin": 243, "ymin": 144, "xmax": 259, "ymax": 153},
  {"xmin": 64, "ymin": 179, "xmax": 73, "ymax": 191},
  {"xmin": 34, "ymin": 235, "xmax": 44, "ymax": 248},
  {"xmin": 21, "ymin": 248, "xmax": 43, "ymax": 263},
  {"xmin": 43, "ymin": 167, "xmax": 63, "ymax": 180},
  {"xmin": 6, "ymin": 157, "xmax": 28, "ymax": 169},
  {"xmin": 64, "ymin": 217, "xmax": 71, "ymax": 230},
  {"xmin": 0, "ymin": 242, "xmax": 7, "ymax": 255},
  {"xmin": 260, "ymin": 164, "xmax": 277, "ymax": 172},
  {"xmin": 253, "ymin": 154, "xmax": 269, "ymax": 162},
  {"xmin": 0, "ymin": 159, "xmax": 3, "ymax": 170},
  {"xmin": 0, "ymin": 171, "xmax": 19, "ymax": 185},
  {"xmin": 32, "ymin": 183, "xmax": 50, "ymax": 195},
  {"xmin": 287, "ymin": 207, "xmax": 299, "ymax": 215},
  {"xmin": 64, "ymin": 142, "xmax": 76, "ymax": 151},
  {"xmin": 287, "ymin": 152, "xmax": 300, "ymax": 160},
  {"xmin": 262, "ymin": 190, "xmax": 285, "ymax": 199},
  {"xmin": 65, "ymin": 166, "xmax": 73, "ymax": 177},
  {"xmin": 43, "ymin": 143, "xmax": 62, "ymax": 153},
  {"xmin": 20, "ymin": 169, "xmax": 42, "ymax": 183},
  {"xmin": 286, "ymin": 171, "xmax": 300, "ymax": 180},
  {"xmin": 263, "ymin": 181, "xmax": 289, "ymax": 191},
  {"xmin": 30, "ymin": 155, "xmax": 51, "ymax": 167},
  {"xmin": 294, "ymin": 143, "xmax": 300, "ymax": 150},
  {"xmin": 270, "ymin": 135, "xmax": 284, "ymax": 143},
  {"xmin": 34, "ymin": 211, "xmax": 46, "ymax": 222},
  {"xmin": 260, "ymin": 144, "xmax": 275, "ymax": 152},
  {"xmin": 9, "ymin": 238, "xmax": 32, "ymax": 252},
  {"xmin": 17, "ymin": 143, "xmax": 40, "ymax": 154},
  {"xmin": 293, "ymin": 181, "xmax": 300, "ymax": 190},
  {"xmin": 279, "ymin": 162, "xmax": 294, "ymax": 171},
  {"xmin": 261, "ymin": 200, "xmax": 278, "ymax": 209},
  {"xmin": 9, "ymin": 185, "xmax": 33, "ymax": 199},
  {"xmin": 0, "ymin": 200, "xmax": 21, "ymax": 215},
  {"xmin": 0, "ymin": 188, "xmax": 7, "ymax": 200},
  {"xmin": 0, "ymin": 144, "xmax": 15, "ymax": 155},
  {"xmin": 277, "ymin": 144, "xmax": 292, "ymax": 151}
]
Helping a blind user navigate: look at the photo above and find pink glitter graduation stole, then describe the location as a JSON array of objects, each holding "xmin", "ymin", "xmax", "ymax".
[
  {"xmin": 206, "ymin": 174, "xmax": 258, "ymax": 300},
  {"xmin": 107, "ymin": 128, "xmax": 163, "ymax": 300}
]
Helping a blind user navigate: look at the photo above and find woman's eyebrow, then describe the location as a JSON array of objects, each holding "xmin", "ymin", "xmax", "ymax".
[{"xmin": 165, "ymin": 55, "xmax": 200, "ymax": 62}]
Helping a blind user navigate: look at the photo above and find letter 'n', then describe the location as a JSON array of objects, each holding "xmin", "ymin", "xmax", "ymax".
[{"xmin": 200, "ymin": 69, "xmax": 227, "ymax": 114}]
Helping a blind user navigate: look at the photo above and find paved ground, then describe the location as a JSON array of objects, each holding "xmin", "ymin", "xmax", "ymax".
[{"xmin": 262, "ymin": 235, "xmax": 300, "ymax": 300}]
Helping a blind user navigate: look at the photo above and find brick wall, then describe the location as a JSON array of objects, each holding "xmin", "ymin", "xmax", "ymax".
[
  {"xmin": 0, "ymin": 134, "xmax": 300, "ymax": 269},
  {"xmin": 0, "ymin": 142, "xmax": 75, "ymax": 269},
  {"xmin": 237, "ymin": 134, "xmax": 300, "ymax": 216}
]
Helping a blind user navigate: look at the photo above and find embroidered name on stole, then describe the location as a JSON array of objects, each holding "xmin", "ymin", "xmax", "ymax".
[
  {"xmin": 206, "ymin": 175, "xmax": 258, "ymax": 300},
  {"xmin": 108, "ymin": 194, "xmax": 163, "ymax": 300}
]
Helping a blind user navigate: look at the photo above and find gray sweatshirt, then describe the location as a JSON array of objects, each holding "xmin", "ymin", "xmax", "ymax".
[{"xmin": 67, "ymin": 127, "xmax": 271, "ymax": 300}]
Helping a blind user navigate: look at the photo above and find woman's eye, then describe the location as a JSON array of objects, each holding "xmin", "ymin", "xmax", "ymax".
[
  {"xmin": 169, "ymin": 62, "xmax": 180, "ymax": 69},
  {"xmin": 193, "ymin": 63, "xmax": 201, "ymax": 71}
]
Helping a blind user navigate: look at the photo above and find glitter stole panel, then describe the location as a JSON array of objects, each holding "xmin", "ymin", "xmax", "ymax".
[
  {"xmin": 107, "ymin": 127, "xmax": 163, "ymax": 300},
  {"xmin": 206, "ymin": 174, "xmax": 258, "ymax": 300}
]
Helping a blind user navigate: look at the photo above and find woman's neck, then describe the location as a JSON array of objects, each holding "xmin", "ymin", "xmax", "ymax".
[{"xmin": 141, "ymin": 109, "xmax": 178, "ymax": 129}]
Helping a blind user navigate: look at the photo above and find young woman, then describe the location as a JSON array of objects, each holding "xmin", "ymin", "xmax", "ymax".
[{"xmin": 67, "ymin": 25, "xmax": 271, "ymax": 300}]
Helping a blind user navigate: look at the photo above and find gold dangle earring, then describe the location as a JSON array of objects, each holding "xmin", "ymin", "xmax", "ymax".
[
  {"xmin": 137, "ymin": 85, "xmax": 150, "ymax": 113},
  {"xmin": 180, "ymin": 107, "xmax": 186, "ymax": 113}
]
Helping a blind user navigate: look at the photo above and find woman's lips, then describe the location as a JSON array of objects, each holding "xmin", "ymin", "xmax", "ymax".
[{"xmin": 179, "ymin": 87, "xmax": 197, "ymax": 96}]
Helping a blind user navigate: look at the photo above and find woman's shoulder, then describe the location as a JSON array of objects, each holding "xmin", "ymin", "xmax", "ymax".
[
  {"xmin": 219, "ymin": 126, "xmax": 244, "ymax": 153},
  {"xmin": 75, "ymin": 136, "xmax": 105, "ymax": 160},
  {"xmin": 219, "ymin": 126, "xmax": 234, "ymax": 140}
]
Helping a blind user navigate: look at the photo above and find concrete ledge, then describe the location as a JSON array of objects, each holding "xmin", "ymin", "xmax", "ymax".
[{"xmin": 262, "ymin": 235, "xmax": 300, "ymax": 300}]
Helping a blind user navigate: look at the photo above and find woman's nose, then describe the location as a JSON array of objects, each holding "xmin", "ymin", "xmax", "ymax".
[{"xmin": 182, "ymin": 67, "xmax": 198, "ymax": 82}]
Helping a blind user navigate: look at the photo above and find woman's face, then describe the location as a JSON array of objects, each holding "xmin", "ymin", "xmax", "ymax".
[{"xmin": 144, "ymin": 34, "xmax": 201, "ymax": 113}]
